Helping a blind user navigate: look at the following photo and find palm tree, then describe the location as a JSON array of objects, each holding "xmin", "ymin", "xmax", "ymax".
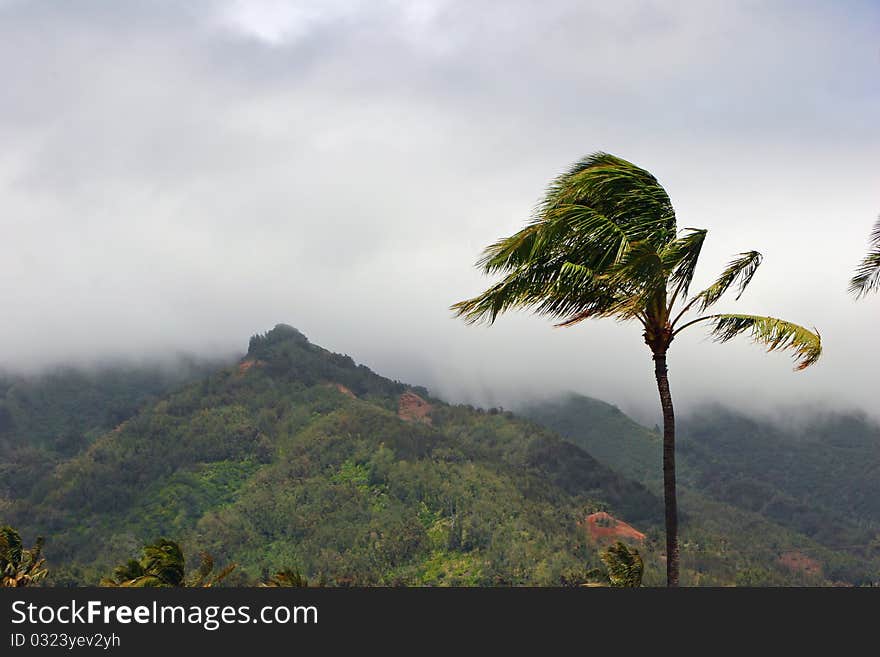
[
  {"xmin": 600, "ymin": 541, "xmax": 644, "ymax": 587},
  {"xmin": 849, "ymin": 216, "xmax": 880, "ymax": 298},
  {"xmin": 260, "ymin": 568, "xmax": 309, "ymax": 587},
  {"xmin": 0, "ymin": 526, "xmax": 47, "ymax": 587},
  {"xmin": 101, "ymin": 538, "xmax": 235, "ymax": 587},
  {"xmin": 452, "ymin": 152, "xmax": 822, "ymax": 586}
]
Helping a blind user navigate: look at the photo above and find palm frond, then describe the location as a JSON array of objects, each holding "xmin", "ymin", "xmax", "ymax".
[
  {"xmin": 204, "ymin": 563, "xmax": 236, "ymax": 588},
  {"xmin": 693, "ymin": 251, "xmax": 763, "ymax": 311},
  {"xmin": 140, "ymin": 539, "xmax": 185, "ymax": 587},
  {"xmin": 707, "ymin": 314, "xmax": 822, "ymax": 371},
  {"xmin": 0, "ymin": 526, "xmax": 23, "ymax": 569},
  {"xmin": 186, "ymin": 551, "xmax": 214, "ymax": 588},
  {"xmin": 849, "ymin": 216, "xmax": 880, "ymax": 298},
  {"xmin": 0, "ymin": 528, "xmax": 47, "ymax": 587},
  {"xmin": 476, "ymin": 224, "xmax": 543, "ymax": 274},
  {"xmin": 477, "ymin": 204, "xmax": 633, "ymax": 275},
  {"xmin": 452, "ymin": 257, "xmax": 625, "ymax": 325},
  {"xmin": 260, "ymin": 568, "xmax": 309, "ymax": 588},
  {"xmin": 662, "ymin": 228, "xmax": 707, "ymax": 300}
]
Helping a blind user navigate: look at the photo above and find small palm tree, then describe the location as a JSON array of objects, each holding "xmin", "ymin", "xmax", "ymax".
[
  {"xmin": 101, "ymin": 539, "xmax": 235, "ymax": 587},
  {"xmin": 260, "ymin": 568, "xmax": 309, "ymax": 587},
  {"xmin": 0, "ymin": 526, "xmax": 47, "ymax": 587},
  {"xmin": 849, "ymin": 216, "xmax": 880, "ymax": 298},
  {"xmin": 600, "ymin": 541, "xmax": 644, "ymax": 587},
  {"xmin": 452, "ymin": 152, "xmax": 822, "ymax": 586}
]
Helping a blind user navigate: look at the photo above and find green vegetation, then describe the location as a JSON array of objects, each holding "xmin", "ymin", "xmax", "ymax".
[
  {"xmin": 452, "ymin": 152, "xmax": 822, "ymax": 585},
  {"xmin": 101, "ymin": 538, "xmax": 235, "ymax": 587},
  {"xmin": 600, "ymin": 542, "xmax": 643, "ymax": 587},
  {"xmin": 2, "ymin": 325, "xmax": 659, "ymax": 586},
  {"xmin": 1, "ymin": 525, "xmax": 47, "ymax": 587},
  {"xmin": 522, "ymin": 393, "xmax": 880, "ymax": 585},
  {"xmin": 260, "ymin": 568, "xmax": 310, "ymax": 587},
  {"xmin": 0, "ymin": 359, "xmax": 226, "ymax": 502}
]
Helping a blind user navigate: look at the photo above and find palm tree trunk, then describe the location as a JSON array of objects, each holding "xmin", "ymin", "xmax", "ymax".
[{"xmin": 653, "ymin": 350, "xmax": 679, "ymax": 587}]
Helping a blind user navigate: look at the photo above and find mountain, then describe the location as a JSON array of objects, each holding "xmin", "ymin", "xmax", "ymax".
[
  {"xmin": 520, "ymin": 393, "xmax": 880, "ymax": 584},
  {"xmin": 3, "ymin": 325, "xmax": 660, "ymax": 586}
]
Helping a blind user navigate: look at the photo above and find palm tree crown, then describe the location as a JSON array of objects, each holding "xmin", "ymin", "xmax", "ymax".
[{"xmin": 453, "ymin": 152, "xmax": 821, "ymax": 369}]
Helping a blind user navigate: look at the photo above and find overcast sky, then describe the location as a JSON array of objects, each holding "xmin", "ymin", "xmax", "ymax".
[{"xmin": 1, "ymin": 0, "xmax": 878, "ymax": 421}]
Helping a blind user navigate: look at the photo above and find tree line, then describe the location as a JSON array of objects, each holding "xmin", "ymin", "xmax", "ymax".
[{"xmin": 0, "ymin": 525, "xmax": 642, "ymax": 588}]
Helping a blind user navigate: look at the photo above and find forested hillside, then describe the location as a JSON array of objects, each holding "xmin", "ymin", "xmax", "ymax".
[
  {"xmin": 4, "ymin": 327, "xmax": 877, "ymax": 586},
  {"xmin": 521, "ymin": 394, "xmax": 880, "ymax": 584},
  {"xmin": 0, "ymin": 358, "xmax": 226, "ymax": 502},
  {"xmin": 2, "ymin": 325, "xmax": 661, "ymax": 586}
]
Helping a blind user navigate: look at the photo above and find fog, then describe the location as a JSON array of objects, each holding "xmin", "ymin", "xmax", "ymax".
[{"xmin": 1, "ymin": 0, "xmax": 878, "ymax": 423}]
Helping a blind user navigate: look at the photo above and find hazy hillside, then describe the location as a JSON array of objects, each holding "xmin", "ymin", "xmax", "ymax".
[
  {"xmin": 520, "ymin": 393, "xmax": 880, "ymax": 584},
  {"xmin": 5, "ymin": 328, "xmax": 876, "ymax": 585},
  {"xmin": 0, "ymin": 358, "xmax": 227, "ymax": 501},
  {"xmin": 2, "ymin": 325, "xmax": 661, "ymax": 586}
]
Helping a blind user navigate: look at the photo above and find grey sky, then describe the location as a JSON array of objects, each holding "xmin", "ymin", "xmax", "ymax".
[{"xmin": 1, "ymin": 0, "xmax": 878, "ymax": 421}]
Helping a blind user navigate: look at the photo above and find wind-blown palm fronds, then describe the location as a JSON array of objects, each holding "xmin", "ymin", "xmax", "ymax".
[
  {"xmin": 452, "ymin": 151, "xmax": 821, "ymax": 586},
  {"xmin": 600, "ymin": 541, "xmax": 644, "ymax": 588},
  {"xmin": 453, "ymin": 152, "xmax": 818, "ymax": 366},
  {"xmin": 101, "ymin": 539, "xmax": 234, "ymax": 587},
  {"xmin": 260, "ymin": 568, "xmax": 309, "ymax": 587},
  {"xmin": 704, "ymin": 314, "xmax": 822, "ymax": 371},
  {"xmin": 850, "ymin": 216, "xmax": 880, "ymax": 298},
  {"xmin": 0, "ymin": 526, "xmax": 47, "ymax": 587},
  {"xmin": 694, "ymin": 251, "xmax": 763, "ymax": 310}
]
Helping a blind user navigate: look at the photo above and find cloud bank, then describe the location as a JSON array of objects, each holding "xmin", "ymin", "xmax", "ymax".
[{"xmin": 1, "ymin": 0, "xmax": 878, "ymax": 420}]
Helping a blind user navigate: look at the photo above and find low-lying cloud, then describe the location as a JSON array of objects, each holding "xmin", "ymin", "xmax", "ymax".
[{"xmin": 1, "ymin": 0, "xmax": 878, "ymax": 422}]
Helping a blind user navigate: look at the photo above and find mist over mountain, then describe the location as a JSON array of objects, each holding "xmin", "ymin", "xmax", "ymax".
[
  {"xmin": 3, "ymin": 324, "xmax": 879, "ymax": 586},
  {"xmin": 1, "ymin": 0, "xmax": 878, "ymax": 419}
]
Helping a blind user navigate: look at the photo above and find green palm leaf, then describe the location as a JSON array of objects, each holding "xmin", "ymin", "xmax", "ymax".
[
  {"xmin": 0, "ymin": 526, "xmax": 23, "ymax": 569},
  {"xmin": 662, "ymin": 228, "xmax": 707, "ymax": 300},
  {"xmin": 707, "ymin": 314, "xmax": 822, "ymax": 371},
  {"xmin": 694, "ymin": 251, "xmax": 763, "ymax": 311},
  {"xmin": 849, "ymin": 216, "xmax": 880, "ymax": 298}
]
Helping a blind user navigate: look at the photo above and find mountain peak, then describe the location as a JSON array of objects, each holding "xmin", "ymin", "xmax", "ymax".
[{"xmin": 247, "ymin": 324, "xmax": 309, "ymax": 356}]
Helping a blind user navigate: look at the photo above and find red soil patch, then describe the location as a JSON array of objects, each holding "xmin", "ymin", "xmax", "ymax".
[
  {"xmin": 237, "ymin": 359, "xmax": 264, "ymax": 375},
  {"xmin": 580, "ymin": 512, "xmax": 646, "ymax": 545},
  {"xmin": 326, "ymin": 382, "xmax": 357, "ymax": 399},
  {"xmin": 398, "ymin": 391, "xmax": 433, "ymax": 425},
  {"xmin": 778, "ymin": 551, "xmax": 822, "ymax": 577}
]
